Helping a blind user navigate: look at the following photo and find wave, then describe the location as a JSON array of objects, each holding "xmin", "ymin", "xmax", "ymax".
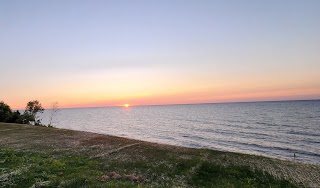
[{"xmin": 287, "ymin": 130, "xmax": 320, "ymax": 137}]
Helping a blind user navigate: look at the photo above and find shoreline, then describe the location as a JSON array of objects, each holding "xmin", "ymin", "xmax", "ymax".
[
  {"xmin": 1, "ymin": 123, "xmax": 320, "ymax": 187},
  {"xmin": 3, "ymin": 122, "xmax": 315, "ymax": 165},
  {"xmin": 42, "ymin": 124, "xmax": 319, "ymax": 166},
  {"xmin": 38, "ymin": 122, "xmax": 320, "ymax": 166}
]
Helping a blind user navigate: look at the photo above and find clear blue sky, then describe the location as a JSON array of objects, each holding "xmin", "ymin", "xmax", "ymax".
[{"xmin": 1, "ymin": 0, "xmax": 320, "ymax": 108}]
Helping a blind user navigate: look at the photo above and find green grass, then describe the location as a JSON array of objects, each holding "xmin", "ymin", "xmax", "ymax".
[
  {"xmin": 0, "ymin": 149, "xmax": 296, "ymax": 188},
  {"xmin": 189, "ymin": 161, "xmax": 296, "ymax": 188},
  {"xmin": 0, "ymin": 149, "xmax": 139, "ymax": 188}
]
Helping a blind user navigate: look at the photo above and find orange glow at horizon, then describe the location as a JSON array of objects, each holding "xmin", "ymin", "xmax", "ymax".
[
  {"xmin": 4, "ymin": 85, "xmax": 320, "ymax": 110},
  {"xmin": 2, "ymin": 68, "xmax": 320, "ymax": 110}
]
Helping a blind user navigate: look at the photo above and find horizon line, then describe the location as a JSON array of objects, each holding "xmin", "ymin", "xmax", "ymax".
[{"xmin": 39, "ymin": 98, "xmax": 320, "ymax": 110}]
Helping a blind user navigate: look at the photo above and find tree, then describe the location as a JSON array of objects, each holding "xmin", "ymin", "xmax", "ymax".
[
  {"xmin": 24, "ymin": 100, "xmax": 44, "ymax": 125},
  {"xmin": 0, "ymin": 101, "xmax": 12, "ymax": 122},
  {"xmin": 48, "ymin": 102, "xmax": 59, "ymax": 127},
  {"xmin": 6, "ymin": 110, "xmax": 22, "ymax": 123}
]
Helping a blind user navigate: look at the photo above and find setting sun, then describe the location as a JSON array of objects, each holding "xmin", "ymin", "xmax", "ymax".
[{"xmin": 123, "ymin": 104, "xmax": 130, "ymax": 107}]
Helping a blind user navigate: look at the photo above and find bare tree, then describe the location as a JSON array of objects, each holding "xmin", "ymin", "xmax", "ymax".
[{"xmin": 48, "ymin": 102, "xmax": 59, "ymax": 127}]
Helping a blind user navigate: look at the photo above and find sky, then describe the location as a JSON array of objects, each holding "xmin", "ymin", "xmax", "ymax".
[{"xmin": 1, "ymin": 0, "xmax": 320, "ymax": 109}]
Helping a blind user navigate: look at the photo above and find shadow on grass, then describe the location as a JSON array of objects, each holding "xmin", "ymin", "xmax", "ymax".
[{"xmin": 189, "ymin": 161, "xmax": 296, "ymax": 188}]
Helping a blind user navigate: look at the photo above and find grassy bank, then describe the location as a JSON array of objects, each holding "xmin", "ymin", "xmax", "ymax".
[{"xmin": 0, "ymin": 123, "xmax": 319, "ymax": 187}]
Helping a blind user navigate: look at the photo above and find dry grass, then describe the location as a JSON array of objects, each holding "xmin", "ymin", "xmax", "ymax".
[{"xmin": 0, "ymin": 123, "xmax": 319, "ymax": 187}]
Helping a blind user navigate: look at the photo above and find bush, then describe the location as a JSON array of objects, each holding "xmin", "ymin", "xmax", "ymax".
[
  {"xmin": 24, "ymin": 100, "xmax": 44, "ymax": 125},
  {"xmin": 0, "ymin": 100, "xmax": 45, "ymax": 125},
  {"xmin": 0, "ymin": 101, "xmax": 12, "ymax": 122},
  {"xmin": 6, "ymin": 110, "xmax": 23, "ymax": 123}
]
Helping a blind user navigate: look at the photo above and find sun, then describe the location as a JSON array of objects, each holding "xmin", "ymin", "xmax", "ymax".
[{"xmin": 123, "ymin": 104, "xmax": 130, "ymax": 107}]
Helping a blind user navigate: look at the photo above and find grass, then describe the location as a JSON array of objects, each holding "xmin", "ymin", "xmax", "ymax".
[
  {"xmin": 0, "ymin": 149, "xmax": 136, "ymax": 187},
  {"xmin": 0, "ymin": 123, "xmax": 319, "ymax": 187},
  {"xmin": 189, "ymin": 161, "xmax": 296, "ymax": 188}
]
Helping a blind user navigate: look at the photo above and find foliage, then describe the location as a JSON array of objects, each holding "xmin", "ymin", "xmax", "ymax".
[
  {"xmin": 20, "ymin": 112, "xmax": 35, "ymax": 124},
  {"xmin": 0, "ymin": 102, "xmax": 23, "ymax": 123},
  {"xmin": 5, "ymin": 110, "xmax": 22, "ymax": 124},
  {"xmin": 0, "ymin": 100, "xmax": 45, "ymax": 125},
  {"xmin": 0, "ymin": 101, "xmax": 12, "ymax": 122},
  {"xmin": 24, "ymin": 100, "xmax": 44, "ymax": 125}
]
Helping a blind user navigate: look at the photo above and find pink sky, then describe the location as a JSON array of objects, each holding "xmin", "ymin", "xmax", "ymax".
[{"xmin": 1, "ymin": 1, "xmax": 320, "ymax": 109}]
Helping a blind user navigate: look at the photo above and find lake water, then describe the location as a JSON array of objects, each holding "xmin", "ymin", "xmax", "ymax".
[{"xmin": 40, "ymin": 100, "xmax": 320, "ymax": 164}]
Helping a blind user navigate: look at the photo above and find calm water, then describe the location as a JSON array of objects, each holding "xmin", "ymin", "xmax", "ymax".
[{"xmin": 40, "ymin": 100, "xmax": 320, "ymax": 164}]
